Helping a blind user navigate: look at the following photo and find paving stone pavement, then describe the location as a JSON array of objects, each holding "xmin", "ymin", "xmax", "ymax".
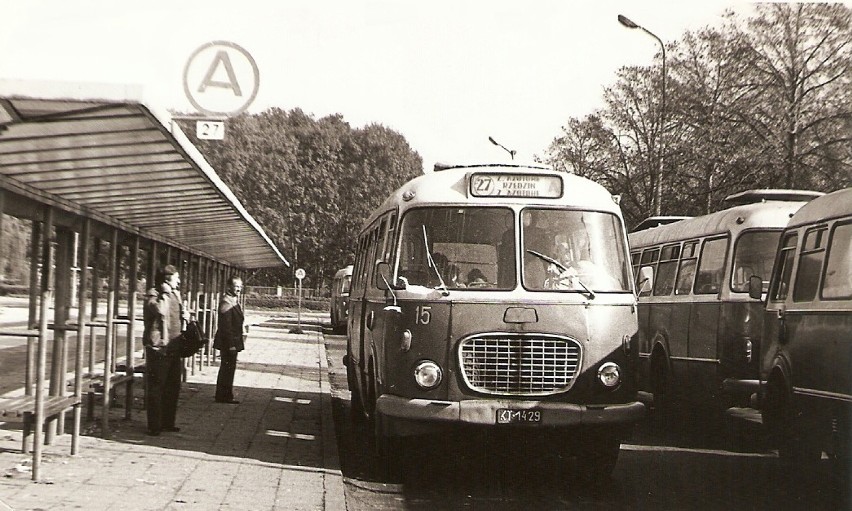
[{"xmin": 0, "ymin": 314, "xmax": 345, "ymax": 511}]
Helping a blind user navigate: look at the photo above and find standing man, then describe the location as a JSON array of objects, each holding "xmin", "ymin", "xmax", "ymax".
[
  {"xmin": 142, "ymin": 264, "xmax": 187, "ymax": 436},
  {"xmin": 214, "ymin": 276, "xmax": 245, "ymax": 404}
]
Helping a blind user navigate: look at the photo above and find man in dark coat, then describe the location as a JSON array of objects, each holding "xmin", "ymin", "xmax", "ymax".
[
  {"xmin": 214, "ymin": 276, "xmax": 245, "ymax": 404},
  {"xmin": 142, "ymin": 264, "xmax": 186, "ymax": 436}
]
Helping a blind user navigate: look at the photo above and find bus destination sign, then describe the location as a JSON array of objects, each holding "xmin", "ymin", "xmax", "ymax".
[{"xmin": 469, "ymin": 173, "xmax": 563, "ymax": 199}]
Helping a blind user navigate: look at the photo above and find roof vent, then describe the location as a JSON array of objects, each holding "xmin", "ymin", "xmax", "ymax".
[
  {"xmin": 723, "ymin": 189, "xmax": 824, "ymax": 206},
  {"xmin": 632, "ymin": 216, "xmax": 691, "ymax": 232}
]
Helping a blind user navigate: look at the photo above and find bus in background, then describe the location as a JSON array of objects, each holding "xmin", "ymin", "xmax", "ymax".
[
  {"xmin": 753, "ymin": 187, "xmax": 851, "ymax": 464},
  {"xmin": 330, "ymin": 265, "xmax": 353, "ymax": 333},
  {"xmin": 345, "ymin": 163, "xmax": 644, "ymax": 479},
  {"xmin": 627, "ymin": 189, "xmax": 823, "ymax": 416}
]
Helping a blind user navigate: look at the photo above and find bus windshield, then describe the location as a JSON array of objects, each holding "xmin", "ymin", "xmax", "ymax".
[
  {"xmin": 522, "ymin": 209, "xmax": 630, "ymax": 292},
  {"xmin": 398, "ymin": 207, "xmax": 515, "ymax": 290},
  {"xmin": 731, "ymin": 230, "xmax": 782, "ymax": 292}
]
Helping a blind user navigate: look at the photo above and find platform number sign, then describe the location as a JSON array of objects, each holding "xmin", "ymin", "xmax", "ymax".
[{"xmin": 196, "ymin": 120, "xmax": 225, "ymax": 140}]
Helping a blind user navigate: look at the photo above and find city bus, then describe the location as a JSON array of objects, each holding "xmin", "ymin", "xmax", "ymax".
[
  {"xmin": 330, "ymin": 265, "xmax": 353, "ymax": 333},
  {"xmin": 753, "ymin": 187, "xmax": 851, "ymax": 463},
  {"xmin": 345, "ymin": 163, "xmax": 644, "ymax": 478},
  {"xmin": 627, "ymin": 189, "xmax": 823, "ymax": 415}
]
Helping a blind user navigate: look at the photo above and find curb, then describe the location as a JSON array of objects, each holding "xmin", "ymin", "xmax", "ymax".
[{"xmin": 318, "ymin": 330, "xmax": 347, "ymax": 510}]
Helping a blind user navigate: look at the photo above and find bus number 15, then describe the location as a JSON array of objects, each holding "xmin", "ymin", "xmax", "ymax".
[{"xmin": 416, "ymin": 305, "xmax": 431, "ymax": 325}]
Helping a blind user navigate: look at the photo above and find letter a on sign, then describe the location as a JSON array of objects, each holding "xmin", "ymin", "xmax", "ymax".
[
  {"xmin": 183, "ymin": 41, "xmax": 259, "ymax": 116},
  {"xmin": 198, "ymin": 50, "xmax": 243, "ymax": 96}
]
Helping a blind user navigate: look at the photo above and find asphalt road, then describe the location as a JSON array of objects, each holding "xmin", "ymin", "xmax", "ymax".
[{"xmin": 322, "ymin": 330, "xmax": 850, "ymax": 511}]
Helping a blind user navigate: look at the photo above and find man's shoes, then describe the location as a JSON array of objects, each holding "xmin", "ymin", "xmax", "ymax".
[
  {"xmin": 162, "ymin": 426, "xmax": 181, "ymax": 432},
  {"xmin": 215, "ymin": 399, "xmax": 240, "ymax": 404},
  {"xmin": 146, "ymin": 430, "xmax": 160, "ymax": 436}
]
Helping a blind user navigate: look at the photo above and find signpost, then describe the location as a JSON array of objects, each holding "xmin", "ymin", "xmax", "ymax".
[
  {"xmin": 291, "ymin": 268, "xmax": 306, "ymax": 334},
  {"xmin": 181, "ymin": 40, "xmax": 260, "ymax": 142}
]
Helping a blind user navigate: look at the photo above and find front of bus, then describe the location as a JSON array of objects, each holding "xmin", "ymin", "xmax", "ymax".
[{"xmin": 373, "ymin": 166, "xmax": 645, "ymax": 455}]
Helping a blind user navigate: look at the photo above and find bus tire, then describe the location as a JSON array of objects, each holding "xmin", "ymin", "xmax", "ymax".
[
  {"xmin": 650, "ymin": 349, "xmax": 673, "ymax": 418},
  {"xmin": 374, "ymin": 417, "xmax": 405, "ymax": 481},
  {"xmin": 763, "ymin": 372, "xmax": 821, "ymax": 464},
  {"xmin": 346, "ymin": 352, "xmax": 365, "ymax": 420},
  {"xmin": 570, "ymin": 429, "xmax": 621, "ymax": 482}
]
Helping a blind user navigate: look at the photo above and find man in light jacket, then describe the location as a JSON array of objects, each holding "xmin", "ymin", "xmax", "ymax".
[{"xmin": 142, "ymin": 265, "xmax": 186, "ymax": 435}]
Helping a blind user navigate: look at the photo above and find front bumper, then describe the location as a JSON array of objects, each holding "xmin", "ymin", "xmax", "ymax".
[{"xmin": 376, "ymin": 394, "xmax": 646, "ymax": 431}]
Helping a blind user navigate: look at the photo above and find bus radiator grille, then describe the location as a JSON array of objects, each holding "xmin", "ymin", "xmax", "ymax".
[{"xmin": 459, "ymin": 335, "xmax": 581, "ymax": 396}]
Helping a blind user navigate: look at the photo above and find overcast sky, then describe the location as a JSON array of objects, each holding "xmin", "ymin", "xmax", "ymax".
[{"xmin": 2, "ymin": 0, "xmax": 746, "ymax": 171}]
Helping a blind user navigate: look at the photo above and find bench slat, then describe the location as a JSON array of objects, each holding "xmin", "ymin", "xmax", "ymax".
[{"xmin": 0, "ymin": 396, "xmax": 80, "ymax": 420}]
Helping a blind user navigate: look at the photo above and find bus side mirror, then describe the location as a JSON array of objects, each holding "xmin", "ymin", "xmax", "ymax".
[
  {"xmin": 748, "ymin": 275, "xmax": 763, "ymax": 300},
  {"xmin": 637, "ymin": 266, "xmax": 654, "ymax": 294},
  {"xmin": 376, "ymin": 262, "xmax": 403, "ymax": 290}
]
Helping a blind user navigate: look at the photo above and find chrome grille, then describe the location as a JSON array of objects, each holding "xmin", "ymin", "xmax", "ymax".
[{"xmin": 459, "ymin": 335, "xmax": 581, "ymax": 395}]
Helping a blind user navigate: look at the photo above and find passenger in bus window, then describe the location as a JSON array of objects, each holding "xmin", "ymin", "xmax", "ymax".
[
  {"xmin": 467, "ymin": 268, "xmax": 488, "ymax": 287},
  {"xmin": 446, "ymin": 264, "xmax": 464, "ymax": 288}
]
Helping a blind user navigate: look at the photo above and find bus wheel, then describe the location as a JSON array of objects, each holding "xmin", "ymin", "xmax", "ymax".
[
  {"xmin": 763, "ymin": 374, "xmax": 821, "ymax": 464},
  {"xmin": 650, "ymin": 351, "xmax": 672, "ymax": 418},
  {"xmin": 374, "ymin": 419, "xmax": 405, "ymax": 481},
  {"xmin": 346, "ymin": 353, "xmax": 365, "ymax": 420},
  {"xmin": 571, "ymin": 429, "xmax": 621, "ymax": 483}
]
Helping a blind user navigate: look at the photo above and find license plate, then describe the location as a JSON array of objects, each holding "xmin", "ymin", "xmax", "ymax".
[{"xmin": 497, "ymin": 408, "xmax": 542, "ymax": 424}]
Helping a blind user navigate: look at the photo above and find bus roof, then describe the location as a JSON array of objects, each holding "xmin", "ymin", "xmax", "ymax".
[
  {"xmin": 628, "ymin": 199, "xmax": 814, "ymax": 249},
  {"xmin": 334, "ymin": 265, "xmax": 353, "ymax": 278},
  {"xmin": 786, "ymin": 187, "xmax": 852, "ymax": 228},
  {"xmin": 723, "ymin": 189, "xmax": 825, "ymax": 206},
  {"xmin": 632, "ymin": 216, "xmax": 693, "ymax": 232},
  {"xmin": 361, "ymin": 164, "xmax": 621, "ymax": 230}
]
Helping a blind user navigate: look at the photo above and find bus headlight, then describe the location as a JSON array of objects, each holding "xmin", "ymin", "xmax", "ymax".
[
  {"xmin": 597, "ymin": 362, "xmax": 621, "ymax": 388},
  {"xmin": 414, "ymin": 361, "xmax": 442, "ymax": 389}
]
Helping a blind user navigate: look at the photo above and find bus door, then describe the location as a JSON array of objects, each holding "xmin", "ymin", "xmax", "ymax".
[
  {"xmin": 688, "ymin": 236, "xmax": 728, "ymax": 401},
  {"xmin": 362, "ymin": 217, "xmax": 390, "ymax": 386},
  {"xmin": 784, "ymin": 224, "xmax": 841, "ymax": 409},
  {"xmin": 349, "ymin": 235, "xmax": 369, "ymax": 387}
]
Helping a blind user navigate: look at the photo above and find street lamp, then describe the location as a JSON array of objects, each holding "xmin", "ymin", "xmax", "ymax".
[
  {"xmin": 618, "ymin": 14, "xmax": 667, "ymax": 216},
  {"xmin": 488, "ymin": 136, "xmax": 516, "ymax": 160}
]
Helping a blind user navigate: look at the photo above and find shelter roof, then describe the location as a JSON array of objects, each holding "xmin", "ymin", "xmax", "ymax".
[{"xmin": 0, "ymin": 80, "xmax": 288, "ymax": 269}]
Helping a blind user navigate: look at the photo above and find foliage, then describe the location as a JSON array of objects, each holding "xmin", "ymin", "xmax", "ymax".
[
  {"xmin": 244, "ymin": 294, "xmax": 329, "ymax": 312},
  {"xmin": 179, "ymin": 109, "xmax": 422, "ymax": 288},
  {"xmin": 544, "ymin": 4, "xmax": 851, "ymax": 228}
]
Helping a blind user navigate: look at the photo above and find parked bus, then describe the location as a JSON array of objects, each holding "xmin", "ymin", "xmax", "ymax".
[
  {"xmin": 345, "ymin": 163, "xmax": 644, "ymax": 478},
  {"xmin": 330, "ymin": 265, "xmax": 353, "ymax": 333},
  {"xmin": 627, "ymin": 190, "xmax": 822, "ymax": 414},
  {"xmin": 752, "ymin": 187, "xmax": 851, "ymax": 463}
]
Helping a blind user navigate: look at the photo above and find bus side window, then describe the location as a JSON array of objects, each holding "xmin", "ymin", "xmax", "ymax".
[
  {"xmin": 694, "ymin": 237, "xmax": 728, "ymax": 295},
  {"xmin": 821, "ymin": 222, "xmax": 852, "ymax": 300},
  {"xmin": 630, "ymin": 252, "xmax": 641, "ymax": 280},
  {"xmin": 384, "ymin": 212, "xmax": 397, "ymax": 262},
  {"xmin": 793, "ymin": 226, "xmax": 828, "ymax": 302},
  {"xmin": 637, "ymin": 248, "xmax": 659, "ymax": 297},
  {"xmin": 653, "ymin": 243, "xmax": 680, "ymax": 296},
  {"xmin": 674, "ymin": 240, "xmax": 698, "ymax": 295},
  {"xmin": 770, "ymin": 232, "xmax": 798, "ymax": 301}
]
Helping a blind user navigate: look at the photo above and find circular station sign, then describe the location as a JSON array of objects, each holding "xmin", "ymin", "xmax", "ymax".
[
  {"xmin": 295, "ymin": 268, "xmax": 306, "ymax": 281},
  {"xmin": 183, "ymin": 41, "xmax": 260, "ymax": 116}
]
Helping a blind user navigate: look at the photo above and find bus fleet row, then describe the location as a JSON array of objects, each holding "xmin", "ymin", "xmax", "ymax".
[{"xmin": 332, "ymin": 163, "xmax": 849, "ymax": 478}]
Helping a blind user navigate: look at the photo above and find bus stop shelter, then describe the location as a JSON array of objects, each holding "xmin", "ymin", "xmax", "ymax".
[{"xmin": 0, "ymin": 80, "xmax": 289, "ymax": 480}]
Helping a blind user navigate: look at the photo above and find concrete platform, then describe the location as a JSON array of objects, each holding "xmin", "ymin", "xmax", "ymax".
[{"xmin": 0, "ymin": 315, "xmax": 345, "ymax": 510}]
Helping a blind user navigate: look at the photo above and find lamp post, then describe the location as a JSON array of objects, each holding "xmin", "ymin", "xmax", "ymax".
[
  {"xmin": 618, "ymin": 14, "xmax": 666, "ymax": 216},
  {"xmin": 488, "ymin": 136, "xmax": 516, "ymax": 161}
]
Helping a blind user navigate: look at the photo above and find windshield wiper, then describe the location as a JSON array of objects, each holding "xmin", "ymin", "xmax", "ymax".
[
  {"xmin": 423, "ymin": 225, "xmax": 450, "ymax": 296},
  {"xmin": 526, "ymin": 249, "xmax": 596, "ymax": 299}
]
